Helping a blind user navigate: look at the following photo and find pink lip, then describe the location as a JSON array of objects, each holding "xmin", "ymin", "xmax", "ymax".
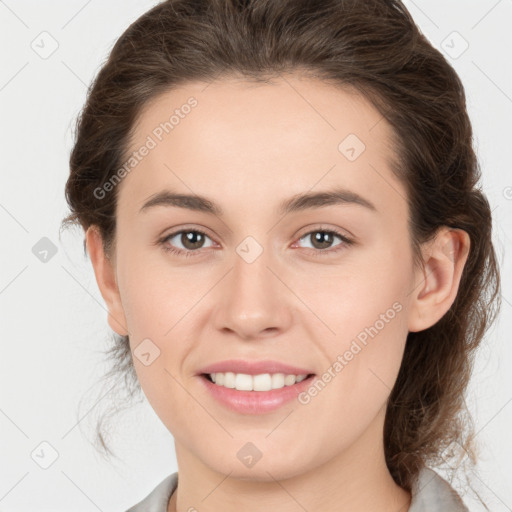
[
  {"xmin": 196, "ymin": 359, "xmax": 314, "ymax": 376},
  {"xmin": 198, "ymin": 373, "xmax": 316, "ymax": 415}
]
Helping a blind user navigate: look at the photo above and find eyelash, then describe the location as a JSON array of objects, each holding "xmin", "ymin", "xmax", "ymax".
[{"xmin": 158, "ymin": 226, "xmax": 354, "ymax": 258}]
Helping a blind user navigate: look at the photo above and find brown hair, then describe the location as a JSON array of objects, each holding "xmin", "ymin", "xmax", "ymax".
[{"xmin": 61, "ymin": 0, "xmax": 501, "ymax": 500}]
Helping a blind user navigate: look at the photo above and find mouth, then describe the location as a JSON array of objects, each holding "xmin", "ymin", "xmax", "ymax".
[
  {"xmin": 198, "ymin": 371, "xmax": 317, "ymax": 414},
  {"xmin": 195, "ymin": 359, "xmax": 317, "ymax": 413}
]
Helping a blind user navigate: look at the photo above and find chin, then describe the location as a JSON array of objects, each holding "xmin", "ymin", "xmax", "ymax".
[{"xmin": 204, "ymin": 451, "xmax": 311, "ymax": 482}]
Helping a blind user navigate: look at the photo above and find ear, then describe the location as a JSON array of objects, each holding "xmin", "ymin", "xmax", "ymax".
[
  {"xmin": 408, "ymin": 227, "xmax": 470, "ymax": 333},
  {"xmin": 85, "ymin": 225, "xmax": 129, "ymax": 336}
]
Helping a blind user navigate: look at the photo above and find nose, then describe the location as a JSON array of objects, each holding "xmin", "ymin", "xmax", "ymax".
[{"xmin": 212, "ymin": 247, "xmax": 293, "ymax": 340}]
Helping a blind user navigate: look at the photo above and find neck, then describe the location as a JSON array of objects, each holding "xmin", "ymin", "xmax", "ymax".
[{"xmin": 167, "ymin": 407, "xmax": 411, "ymax": 512}]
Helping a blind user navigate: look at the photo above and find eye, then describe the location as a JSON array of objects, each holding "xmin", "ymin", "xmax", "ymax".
[
  {"xmin": 159, "ymin": 228, "xmax": 215, "ymax": 257},
  {"xmin": 294, "ymin": 226, "xmax": 354, "ymax": 256},
  {"xmin": 158, "ymin": 225, "xmax": 354, "ymax": 258}
]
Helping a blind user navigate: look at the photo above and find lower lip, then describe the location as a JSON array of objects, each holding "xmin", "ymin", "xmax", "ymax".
[{"xmin": 198, "ymin": 374, "xmax": 316, "ymax": 414}]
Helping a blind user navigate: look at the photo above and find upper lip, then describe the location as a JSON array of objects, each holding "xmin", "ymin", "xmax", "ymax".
[{"xmin": 197, "ymin": 359, "xmax": 315, "ymax": 376}]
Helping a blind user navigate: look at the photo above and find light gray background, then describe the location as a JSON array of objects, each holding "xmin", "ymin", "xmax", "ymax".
[{"xmin": 0, "ymin": 1, "xmax": 511, "ymax": 511}]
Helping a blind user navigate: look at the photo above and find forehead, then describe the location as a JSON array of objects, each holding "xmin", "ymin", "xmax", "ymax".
[{"xmin": 117, "ymin": 74, "xmax": 406, "ymax": 222}]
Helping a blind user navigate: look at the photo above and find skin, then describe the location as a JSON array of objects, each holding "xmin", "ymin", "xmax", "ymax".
[{"xmin": 86, "ymin": 73, "xmax": 470, "ymax": 512}]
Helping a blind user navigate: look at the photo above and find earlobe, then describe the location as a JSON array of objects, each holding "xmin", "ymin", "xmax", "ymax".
[
  {"xmin": 85, "ymin": 226, "xmax": 129, "ymax": 336},
  {"xmin": 408, "ymin": 227, "xmax": 470, "ymax": 333}
]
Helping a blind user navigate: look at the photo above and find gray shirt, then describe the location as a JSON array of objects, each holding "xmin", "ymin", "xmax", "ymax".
[{"xmin": 125, "ymin": 467, "xmax": 469, "ymax": 511}]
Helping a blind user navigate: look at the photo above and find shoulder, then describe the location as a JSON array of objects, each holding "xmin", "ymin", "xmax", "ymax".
[
  {"xmin": 409, "ymin": 467, "xmax": 469, "ymax": 512},
  {"xmin": 124, "ymin": 472, "xmax": 178, "ymax": 512}
]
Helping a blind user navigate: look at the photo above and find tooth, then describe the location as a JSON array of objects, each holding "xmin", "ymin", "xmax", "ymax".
[
  {"xmin": 253, "ymin": 373, "xmax": 272, "ymax": 391},
  {"xmin": 284, "ymin": 374, "xmax": 297, "ymax": 386},
  {"xmin": 235, "ymin": 373, "xmax": 253, "ymax": 391},
  {"xmin": 208, "ymin": 372, "xmax": 310, "ymax": 390},
  {"xmin": 224, "ymin": 372, "xmax": 236, "ymax": 388},
  {"xmin": 271, "ymin": 373, "xmax": 285, "ymax": 389}
]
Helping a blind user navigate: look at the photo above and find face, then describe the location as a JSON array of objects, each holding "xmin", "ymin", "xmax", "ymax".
[{"xmin": 92, "ymin": 74, "xmax": 426, "ymax": 480}]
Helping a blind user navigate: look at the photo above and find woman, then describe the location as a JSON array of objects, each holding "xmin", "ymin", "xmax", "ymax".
[{"xmin": 62, "ymin": 0, "xmax": 501, "ymax": 510}]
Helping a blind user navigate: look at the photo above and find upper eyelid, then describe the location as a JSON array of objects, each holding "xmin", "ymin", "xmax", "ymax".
[
  {"xmin": 164, "ymin": 225, "xmax": 348, "ymax": 238},
  {"xmin": 297, "ymin": 225, "xmax": 351, "ymax": 239}
]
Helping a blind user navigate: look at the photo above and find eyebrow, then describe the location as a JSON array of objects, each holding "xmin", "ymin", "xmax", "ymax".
[{"xmin": 139, "ymin": 187, "xmax": 377, "ymax": 217}]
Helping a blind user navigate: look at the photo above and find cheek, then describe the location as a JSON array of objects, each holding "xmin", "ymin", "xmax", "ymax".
[
  {"xmin": 294, "ymin": 284, "xmax": 408, "ymax": 461},
  {"xmin": 296, "ymin": 250, "xmax": 410, "ymax": 410},
  {"xmin": 115, "ymin": 250, "xmax": 207, "ymax": 397},
  {"xmin": 297, "ymin": 247, "xmax": 410, "ymax": 340},
  {"xmin": 116, "ymin": 248, "xmax": 190, "ymax": 337}
]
